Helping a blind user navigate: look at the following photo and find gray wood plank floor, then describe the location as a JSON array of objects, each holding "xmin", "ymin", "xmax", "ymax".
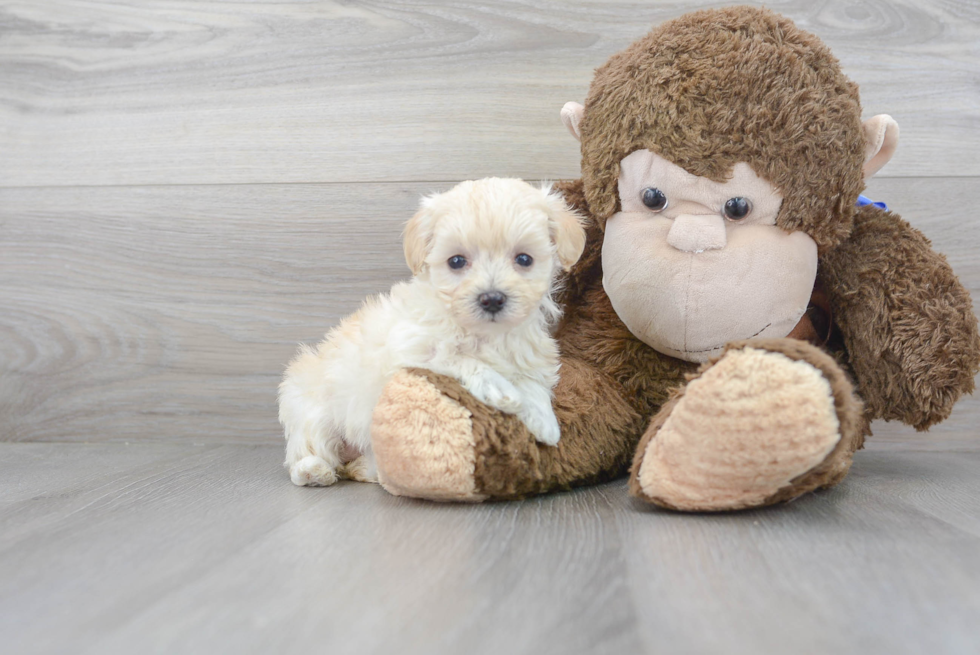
[{"xmin": 1, "ymin": 441, "xmax": 978, "ymax": 655}]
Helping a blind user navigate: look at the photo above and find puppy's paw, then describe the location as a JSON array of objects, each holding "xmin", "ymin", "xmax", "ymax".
[
  {"xmin": 520, "ymin": 402, "xmax": 561, "ymax": 447},
  {"xmin": 339, "ymin": 453, "xmax": 379, "ymax": 484},
  {"xmin": 465, "ymin": 371, "xmax": 522, "ymax": 414},
  {"xmin": 289, "ymin": 455, "xmax": 338, "ymax": 487},
  {"xmin": 483, "ymin": 385, "xmax": 522, "ymax": 414}
]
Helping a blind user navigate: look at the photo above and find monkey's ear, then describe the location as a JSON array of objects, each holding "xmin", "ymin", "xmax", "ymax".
[
  {"xmin": 561, "ymin": 102, "xmax": 585, "ymax": 142},
  {"xmin": 862, "ymin": 114, "xmax": 900, "ymax": 179},
  {"xmin": 542, "ymin": 184, "xmax": 587, "ymax": 271},
  {"xmin": 403, "ymin": 198, "xmax": 437, "ymax": 275}
]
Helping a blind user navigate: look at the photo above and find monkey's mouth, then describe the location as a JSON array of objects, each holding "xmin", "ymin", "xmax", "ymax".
[{"xmin": 682, "ymin": 322, "xmax": 773, "ymax": 355}]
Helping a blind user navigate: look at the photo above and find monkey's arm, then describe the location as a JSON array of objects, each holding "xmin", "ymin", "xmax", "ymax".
[{"xmin": 820, "ymin": 205, "xmax": 980, "ymax": 430}]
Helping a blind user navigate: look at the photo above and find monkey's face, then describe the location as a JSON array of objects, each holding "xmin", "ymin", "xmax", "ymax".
[{"xmin": 601, "ymin": 150, "xmax": 818, "ymax": 363}]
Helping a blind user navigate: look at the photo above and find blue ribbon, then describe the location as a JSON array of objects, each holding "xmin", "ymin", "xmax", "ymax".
[{"xmin": 856, "ymin": 194, "xmax": 887, "ymax": 210}]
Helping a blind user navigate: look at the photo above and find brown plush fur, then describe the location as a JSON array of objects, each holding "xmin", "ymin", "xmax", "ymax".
[
  {"xmin": 579, "ymin": 6, "xmax": 866, "ymax": 251},
  {"xmin": 371, "ymin": 7, "xmax": 980, "ymax": 507},
  {"xmin": 820, "ymin": 205, "xmax": 980, "ymax": 429}
]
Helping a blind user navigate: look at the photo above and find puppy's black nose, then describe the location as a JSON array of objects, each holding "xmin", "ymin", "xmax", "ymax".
[{"xmin": 478, "ymin": 291, "xmax": 507, "ymax": 314}]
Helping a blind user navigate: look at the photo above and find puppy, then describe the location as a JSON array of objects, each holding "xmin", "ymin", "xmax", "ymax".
[{"xmin": 278, "ymin": 178, "xmax": 586, "ymax": 487}]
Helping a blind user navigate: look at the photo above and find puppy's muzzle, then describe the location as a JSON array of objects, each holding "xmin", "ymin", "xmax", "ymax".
[{"xmin": 478, "ymin": 291, "xmax": 507, "ymax": 315}]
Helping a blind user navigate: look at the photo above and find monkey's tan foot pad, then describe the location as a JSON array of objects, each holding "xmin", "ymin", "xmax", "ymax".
[
  {"xmin": 629, "ymin": 340, "xmax": 865, "ymax": 511},
  {"xmin": 372, "ymin": 369, "xmax": 487, "ymax": 502}
]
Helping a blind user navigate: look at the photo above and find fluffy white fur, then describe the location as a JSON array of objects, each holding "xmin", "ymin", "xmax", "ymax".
[{"xmin": 278, "ymin": 178, "xmax": 587, "ymax": 486}]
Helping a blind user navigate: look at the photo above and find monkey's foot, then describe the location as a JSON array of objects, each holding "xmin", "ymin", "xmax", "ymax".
[
  {"xmin": 372, "ymin": 369, "xmax": 487, "ymax": 502},
  {"xmin": 629, "ymin": 339, "xmax": 868, "ymax": 511}
]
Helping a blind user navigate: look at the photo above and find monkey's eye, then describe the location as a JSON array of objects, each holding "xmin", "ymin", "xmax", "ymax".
[
  {"xmin": 515, "ymin": 253, "xmax": 533, "ymax": 267},
  {"xmin": 448, "ymin": 255, "xmax": 467, "ymax": 270},
  {"xmin": 641, "ymin": 187, "xmax": 668, "ymax": 212},
  {"xmin": 723, "ymin": 197, "xmax": 752, "ymax": 220}
]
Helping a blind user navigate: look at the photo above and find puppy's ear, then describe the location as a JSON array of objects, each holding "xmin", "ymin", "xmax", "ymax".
[
  {"xmin": 403, "ymin": 197, "xmax": 437, "ymax": 275},
  {"xmin": 542, "ymin": 184, "xmax": 587, "ymax": 271}
]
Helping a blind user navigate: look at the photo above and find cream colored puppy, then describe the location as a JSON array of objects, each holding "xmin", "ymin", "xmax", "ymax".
[{"xmin": 279, "ymin": 178, "xmax": 586, "ymax": 486}]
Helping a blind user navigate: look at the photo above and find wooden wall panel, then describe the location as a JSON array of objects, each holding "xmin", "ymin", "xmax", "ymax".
[
  {"xmin": 1, "ymin": 0, "xmax": 979, "ymax": 186},
  {"xmin": 1, "ymin": 183, "xmax": 422, "ymax": 443},
  {"xmin": 1, "ymin": 177, "xmax": 978, "ymax": 445}
]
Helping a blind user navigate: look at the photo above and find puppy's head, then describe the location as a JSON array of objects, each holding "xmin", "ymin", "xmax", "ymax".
[{"xmin": 403, "ymin": 178, "xmax": 586, "ymax": 333}]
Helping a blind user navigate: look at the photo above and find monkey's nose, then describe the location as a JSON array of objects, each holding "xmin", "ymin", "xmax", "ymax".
[
  {"xmin": 666, "ymin": 214, "xmax": 727, "ymax": 253},
  {"xmin": 478, "ymin": 291, "xmax": 507, "ymax": 314}
]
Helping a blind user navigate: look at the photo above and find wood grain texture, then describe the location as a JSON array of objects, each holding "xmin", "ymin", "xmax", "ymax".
[
  {"xmin": 2, "ymin": 177, "xmax": 979, "ymax": 446},
  {"xmin": 2, "ymin": 4, "xmax": 979, "ymax": 652},
  {"xmin": 2, "ymin": 0, "xmax": 979, "ymax": 186},
  {"xmin": 0, "ymin": 182, "xmax": 427, "ymax": 443},
  {"xmin": 0, "ymin": 442, "xmax": 977, "ymax": 654}
]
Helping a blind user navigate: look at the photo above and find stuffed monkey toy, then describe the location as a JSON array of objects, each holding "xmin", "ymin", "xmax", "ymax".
[{"xmin": 369, "ymin": 6, "xmax": 980, "ymax": 510}]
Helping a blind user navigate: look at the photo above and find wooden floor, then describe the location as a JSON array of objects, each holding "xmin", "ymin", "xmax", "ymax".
[
  {"xmin": 2, "ymin": 1, "xmax": 980, "ymax": 653},
  {"xmin": 1, "ymin": 439, "xmax": 978, "ymax": 655}
]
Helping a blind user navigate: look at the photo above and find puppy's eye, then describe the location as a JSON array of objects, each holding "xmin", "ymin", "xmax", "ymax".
[
  {"xmin": 515, "ymin": 253, "xmax": 533, "ymax": 267},
  {"xmin": 723, "ymin": 197, "xmax": 752, "ymax": 220},
  {"xmin": 641, "ymin": 187, "xmax": 668, "ymax": 212},
  {"xmin": 447, "ymin": 255, "xmax": 467, "ymax": 270}
]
